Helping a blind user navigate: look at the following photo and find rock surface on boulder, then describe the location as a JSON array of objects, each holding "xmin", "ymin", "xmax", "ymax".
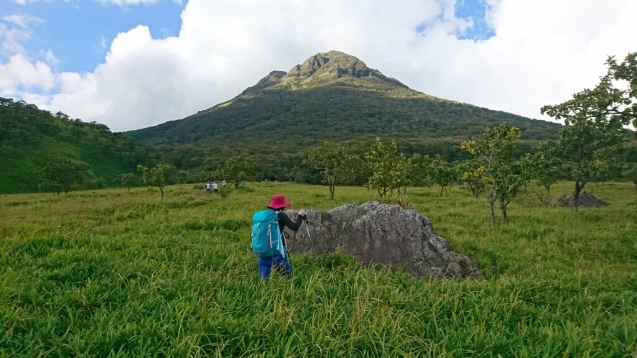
[
  {"xmin": 551, "ymin": 191, "xmax": 608, "ymax": 208},
  {"xmin": 284, "ymin": 201, "xmax": 484, "ymax": 280}
]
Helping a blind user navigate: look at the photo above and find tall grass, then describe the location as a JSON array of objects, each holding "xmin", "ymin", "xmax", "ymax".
[{"xmin": 1, "ymin": 182, "xmax": 636, "ymax": 357}]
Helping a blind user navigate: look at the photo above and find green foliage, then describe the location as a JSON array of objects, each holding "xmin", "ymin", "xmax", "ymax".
[
  {"xmin": 0, "ymin": 97, "xmax": 158, "ymax": 194},
  {"xmin": 364, "ymin": 138, "xmax": 412, "ymax": 198},
  {"xmin": 129, "ymin": 86, "xmax": 562, "ymax": 146},
  {"xmin": 522, "ymin": 143, "xmax": 562, "ymax": 205},
  {"xmin": 176, "ymin": 170, "xmax": 190, "ymax": 184},
  {"xmin": 462, "ymin": 123, "xmax": 526, "ymax": 226},
  {"xmin": 609, "ymin": 53, "xmax": 637, "ymax": 129},
  {"xmin": 621, "ymin": 142, "xmax": 637, "ymax": 191},
  {"xmin": 85, "ymin": 178, "xmax": 103, "ymax": 190},
  {"xmin": 36, "ymin": 156, "xmax": 90, "ymax": 194},
  {"xmin": 1, "ymin": 183, "xmax": 636, "ymax": 356},
  {"xmin": 218, "ymin": 154, "xmax": 254, "ymax": 189},
  {"xmin": 540, "ymin": 54, "xmax": 635, "ymax": 211},
  {"xmin": 426, "ymin": 155, "xmax": 458, "ymax": 196},
  {"xmin": 544, "ymin": 118, "xmax": 625, "ymax": 194},
  {"xmin": 305, "ymin": 141, "xmax": 359, "ymax": 199},
  {"xmin": 542, "ymin": 53, "xmax": 636, "ymax": 129},
  {"xmin": 120, "ymin": 173, "xmax": 137, "ymax": 192},
  {"xmin": 150, "ymin": 137, "xmax": 481, "ymax": 186},
  {"xmin": 137, "ymin": 163, "xmax": 177, "ymax": 199},
  {"xmin": 623, "ymin": 162, "xmax": 637, "ymax": 191},
  {"xmin": 126, "ymin": 80, "xmax": 562, "ymax": 183},
  {"xmin": 37, "ymin": 179, "xmax": 64, "ymax": 196},
  {"xmin": 457, "ymin": 159, "xmax": 486, "ymax": 198}
]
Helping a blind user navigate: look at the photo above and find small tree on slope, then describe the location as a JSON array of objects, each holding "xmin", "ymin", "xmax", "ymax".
[
  {"xmin": 305, "ymin": 141, "xmax": 358, "ymax": 200},
  {"xmin": 364, "ymin": 138, "xmax": 411, "ymax": 198},
  {"xmin": 137, "ymin": 163, "xmax": 177, "ymax": 200},
  {"xmin": 37, "ymin": 157, "xmax": 90, "ymax": 195},
  {"xmin": 462, "ymin": 123, "xmax": 525, "ymax": 227},
  {"xmin": 540, "ymin": 53, "xmax": 636, "ymax": 211},
  {"xmin": 220, "ymin": 154, "xmax": 254, "ymax": 189}
]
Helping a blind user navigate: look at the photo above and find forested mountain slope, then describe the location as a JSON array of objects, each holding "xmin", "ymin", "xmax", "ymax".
[
  {"xmin": 128, "ymin": 51, "xmax": 561, "ymax": 145},
  {"xmin": 0, "ymin": 97, "xmax": 156, "ymax": 193}
]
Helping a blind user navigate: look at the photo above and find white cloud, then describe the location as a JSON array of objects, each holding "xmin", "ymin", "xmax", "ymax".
[
  {"xmin": 13, "ymin": 0, "xmax": 53, "ymax": 5},
  {"xmin": 0, "ymin": 53, "xmax": 55, "ymax": 90},
  {"xmin": 3, "ymin": 14, "xmax": 44, "ymax": 28},
  {"xmin": 2, "ymin": 0, "xmax": 637, "ymax": 132},
  {"xmin": 0, "ymin": 14, "xmax": 44, "ymax": 55},
  {"xmin": 42, "ymin": 49, "xmax": 60, "ymax": 67}
]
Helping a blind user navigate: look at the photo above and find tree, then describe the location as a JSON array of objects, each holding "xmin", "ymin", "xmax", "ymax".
[
  {"xmin": 624, "ymin": 162, "xmax": 637, "ymax": 192},
  {"xmin": 137, "ymin": 163, "xmax": 177, "ymax": 199},
  {"xmin": 305, "ymin": 141, "xmax": 358, "ymax": 199},
  {"xmin": 37, "ymin": 157, "xmax": 90, "ymax": 194},
  {"xmin": 462, "ymin": 123, "xmax": 525, "ymax": 226},
  {"xmin": 401, "ymin": 153, "xmax": 422, "ymax": 194},
  {"xmin": 86, "ymin": 178, "xmax": 103, "ymax": 190},
  {"xmin": 427, "ymin": 155, "xmax": 457, "ymax": 196},
  {"xmin": 621, "ymin": 143, "xmax": 637, "ymax": 192},
  {"xmin": 396, "ymin": 154, "xmax": 414, "ymax": 195},
  {"xmin": 522, "ymin": 143, "xmax": 561, "ymax": 206},
  {"xmin": 176, "ymin": 170, "xmax": 190, "ymax": 184},
  {"xmin": 38, "ymin": 180, "xmax": 64, "ymax": 196},
  {"xmin": 120, "ymin": 173, "xmax": 137, "ymax": 192},
  {"xmin": 457, "ymin": 159, "xmax": 486, "ymax": 199},
  {"xmin": 411, "ymin": 154, "xmax": 433, "ymax": 188},
  {"xmin": 220, "ymin": 154, "xmax": 254, "ymax": 189},
  {"xmin": 364, "ymin": 138, "xmax": 411, "ymax": 198},
  {"xmin": 540, "ymin": 57, "xmax": 637, "ymax": 210},
  {"xmin": 607, "ymin": 53, "xmax": 637, "ymax": 129},
  {"xmin": 545, "ymin": 122, "xmax": 624, "ymax": 211},
  {"xmin": 542, "ymin": 53, "xmax": 636, "ymax": 128}
]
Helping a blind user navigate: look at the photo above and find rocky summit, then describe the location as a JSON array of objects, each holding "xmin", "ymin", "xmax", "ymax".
[{"xmin": 242, "ymin": 51, "xmax": 409, "ymax": 93}]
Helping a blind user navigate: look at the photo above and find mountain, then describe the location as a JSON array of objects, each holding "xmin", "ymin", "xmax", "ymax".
[
  {"xmin": 0, "ymin": 97, "xmax": 157, "ymax": 194},
  {"xmin": 128, "ymin": 50, "xmax": 561, "ymax": 145}
]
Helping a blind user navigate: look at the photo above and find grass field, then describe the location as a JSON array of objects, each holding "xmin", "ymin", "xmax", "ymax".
[{"xmin": 1, "ymin": 182, "xmax": 636, "ymax": 357}]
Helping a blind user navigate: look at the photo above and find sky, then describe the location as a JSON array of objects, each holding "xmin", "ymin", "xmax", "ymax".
[{"xmin": 1, "ymin": 0, "xmax": 636, "ymax": 132}]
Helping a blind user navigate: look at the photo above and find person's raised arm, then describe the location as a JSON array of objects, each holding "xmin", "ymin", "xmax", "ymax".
[{"xmin": 279, "ymin": 210, "xmax": 306, "ymax": 231}]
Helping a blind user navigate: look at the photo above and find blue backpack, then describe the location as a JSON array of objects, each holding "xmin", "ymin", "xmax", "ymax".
[{"xmin": 251, "ymin": 210, "xmax": 285, "ymax": 257}]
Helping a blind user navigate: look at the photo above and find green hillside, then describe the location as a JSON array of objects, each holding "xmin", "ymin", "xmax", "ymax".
[
  {"xmin": 0, "ymin": 97, "xmax": 157, "ymax": 194},
  {"xmin": 127, "ymin": 51, "xmax": 561, "ymax": 181},
  {"xmin": 129, "ymin": 85, "xmax": 560, "ymax": 144},
  {"xmin": 129, "ymin": 51, "xmax": 561, "ymax": 145}
]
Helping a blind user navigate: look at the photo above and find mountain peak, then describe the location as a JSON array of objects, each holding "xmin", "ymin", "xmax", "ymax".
[
  {"xmin": 289, "ymin": 50, "xmax": 365, "ymax": 78},
  {"xmin": 242, "ymin": 50, "xmax": 408, "ymax": 95}
]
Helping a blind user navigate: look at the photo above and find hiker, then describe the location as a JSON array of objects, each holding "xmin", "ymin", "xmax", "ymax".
[
  {"xmin": 252, "ymin": 194, "xmax": 306, "ymax": 280},
  {"xmin": 211, "ymin": 181, "xmax": 218, "ymax": 194},
  {"xmin": 205, "ymin": 181, "xmax": 212, "ymax": 194}
]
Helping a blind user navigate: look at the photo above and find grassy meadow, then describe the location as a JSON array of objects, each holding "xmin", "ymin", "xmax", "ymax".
[{"xmin": 1, "ymin": 182, "xmax": 636, "ymax": 357}]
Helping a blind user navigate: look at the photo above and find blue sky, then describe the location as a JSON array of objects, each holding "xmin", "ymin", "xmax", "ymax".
[
  {"xmin": 1, "ymin": 0, "xmax": 635, "ymax": 131},
  {"xmin": 1, "ymin": 0, "xmax": 185, "ymax": 73},
  {"xmin": 454, "ymin": 0, "xmax": 496, "ymax": 40}
]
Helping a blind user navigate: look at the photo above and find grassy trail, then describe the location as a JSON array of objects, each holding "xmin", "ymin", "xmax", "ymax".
[{"xmin": 1, "ymin": 182, "xmax": 636, "ymax": 357}]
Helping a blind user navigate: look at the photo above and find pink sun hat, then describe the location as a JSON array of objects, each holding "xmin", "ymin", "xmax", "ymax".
[{"xmin": 267, "ymin": 194, "xmax": 292, "ymax": 210}]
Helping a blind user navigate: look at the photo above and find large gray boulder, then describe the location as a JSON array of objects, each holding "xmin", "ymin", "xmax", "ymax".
[
  {"xmin": 551, "ymin": 191, "xmax": 608, "ymax": 208},
  {"xmin": 284, "ymin": 201, "xmax": 484, "ymax": 280}
]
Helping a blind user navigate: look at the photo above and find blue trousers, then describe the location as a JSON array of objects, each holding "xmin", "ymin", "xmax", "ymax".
[{"xmin": 258, "ymin": 254, "xmax": 292, "ymax": 280}]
